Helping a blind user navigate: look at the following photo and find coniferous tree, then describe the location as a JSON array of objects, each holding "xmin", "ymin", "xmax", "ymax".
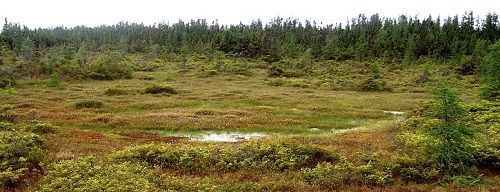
[
  {"xmin": 480, "ymin": 39, "xmax": 500, "ymax": 101},
  {"xmin": 423, "ymin": 82, "xmax": 477, "ymax": 176}
]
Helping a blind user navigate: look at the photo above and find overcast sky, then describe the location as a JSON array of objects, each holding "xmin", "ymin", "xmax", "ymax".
[{"xmin": 1, "ymin": 0, "xmax": 499, "ymax": 28}]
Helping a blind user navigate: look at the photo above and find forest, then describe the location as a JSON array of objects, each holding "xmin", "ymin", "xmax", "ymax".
[{"xmin": 1, "ymin": 11, "xmax": 500, "ymax": 191}]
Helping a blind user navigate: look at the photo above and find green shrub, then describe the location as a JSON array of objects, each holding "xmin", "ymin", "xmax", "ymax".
[
  {"xmin": 360, "ymin": 76, "xmax": 391, "ymax": 92},
  {"xmin": 83, "ymin": 53, "xmax": 133, "ymax": 80},
  {"xmin": 23, "ymin": 122, "xmax": 58, "ymax": 134},
  {"xmin": 47, "ymin": 73, "xmax": 61, "ymax": 87},
  {"xmin": 74, "ymin": 100, "xmax": 104, "ymax": 109},
  {"xmin": 110, "ymin": 141, "xmax": 338, "ymax": 172},
  {"xmin": 467, "ymin": 101, "xmax": 500, "ymax": 169},
  {"xmin": 0, "ymin": 78, "xmax": 15, "ymax": 89},
  {"xmin": 266, "ymin": 78, "xmax": 286, "ymax": 86},
  {"xmin": 144, "ymin": 84, "xmax": 177, "ymax": 94},
  {"xmin": 0, "ymin": 122, "xmax": 14, "ymax": 131},
  {"xmin": 104, "ymin": 88, "xmax": 128, "ymax": 96},
  {"xmin": 267, "ymin": 63, "xmax": 285, "ymax": 77},
  {"xmin": 197, "ymin": 69, "xmax": 218, "ymax": 78},
  {"xmin": 302, "ymin": 154, "xmax": 393, "ymax": 190},
  {"xmin": 4, "ymin": 82, "xmax": 16, "ymax": 95},
  {"xmin": 42, "ymin": 158, "xmax": 157, "ymax": 192},
  {"xmin": 389, "ymin": 154, "xmax": 440, "ymax": 182},
  {"xmin": 0, "ymin": 104, "xmax": 15, "ymax": 123},
  {"xmin": 0, "ymin": 131, "xmax": 44, "ymax": 189}
]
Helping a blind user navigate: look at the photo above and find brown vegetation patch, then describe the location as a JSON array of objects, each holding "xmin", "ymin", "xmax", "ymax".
[{"xmin": 44, "ymin": 128, "xmax": 129, "ymax": 160}]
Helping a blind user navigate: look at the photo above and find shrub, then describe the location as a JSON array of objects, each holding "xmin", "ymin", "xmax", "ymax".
[
  {"xmin": 480, "ymin": 39, "xmax": 500, "ymax": 101},
  {"xmin": 74, "ymin": 100, "xmax": 104, "ymax": 109},
  {"xmin": 302, "ymin": 154, "xmax": 393, "ymax": 190},
  {"xmin": 0, "ymin": 122, "xmax": 14, "ymax": 131},
  {"xmin": 41, "ymin": 158, "xmax": 157, "ymax": 192},
  {"xmin": 0, "ymin": 131, "xmax": 44, "ymax": 189},
  {"xmin": 83, "ymin": 53, "xmax": 133, "ymax": 80},
  {"xmin": 0, "ymin": 104, "xmax": 15, "ymax": 123},
  {"xmin": 104, "ymin": 88, "xmax": 128, "ymax": 96},
  {"xmin": 266, "ymin": 78, "xmax": 286, "ymax": 87},
  {"xmin": 467, "ymin": 101, "xmax": 500, "ymax": 169},
  {"xmin": 0, "ymin": 78, "xmax": 15, "ymax": 89},
  {"xmin": 267, "ymin": 63, "xmax": 285, "ymax": 77},
  {"xmin": 47, "ymin": 73, "xmax": 61, "ymax": 87},
  {"xmin": 23, "ymin": 122, "xmax": 58, "ymax": 134},
  {"xmin": 389, "ymin": 154, "xmax": 440, "ymax": 182},
  {"xmin": 144, "ymin": 84, "xmax": 177, "ymax": 94},
  {"xmin": 359, "ymin": 62, "xmax": 391, "ymax": 92},
  {"xmin": 4, "ymin": 82, "xmax": 16, "ymax": 95},
  {"xmin": 110, "ymin": 141, "xmax": 338, "ymax": 172},
  {"xmin": 360, "ymin": 76, "xmax": 391, "ymax": 92}
]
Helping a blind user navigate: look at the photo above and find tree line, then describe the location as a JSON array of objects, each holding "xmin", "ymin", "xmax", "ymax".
[{"xmin": 0, "ymin": 12, "xmax": 499, "ymax": 80}]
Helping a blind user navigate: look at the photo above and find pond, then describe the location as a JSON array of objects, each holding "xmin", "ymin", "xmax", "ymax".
[
  {"xmin": 188, "ymin": 132, "xmax": 266, "ymax": 142},
  {"xmin": 173, "ymin": 110, "xmax": 407, "ymax": 142}
]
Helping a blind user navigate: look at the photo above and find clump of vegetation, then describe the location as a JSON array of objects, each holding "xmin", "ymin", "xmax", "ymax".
[
  {"xmin": 395, "ymin": 82, "xmax": 479, "ymax": 185},
  {"xmin": 42, "ymin": 158, "xmax": 157, "ymax": 191},
  {"xmin": 302, "ymin": 153, "xmax": 393, "ymax": 190},
  {"xmin": 74, "ymin": 100, "xmax": 104, "ymax": 109},
  {"xmin": 0, "ymin": 79, "xmax": 15, "ymax": 90},
  {"xmin": 0, "ymin": 130, "xmax": 44, "ymax": 189},
  {"xmin": 0, "ymin": 104, "xmax": 15, "ymax": 123},
  {"xmin": 360, "ymin": 62, "xmax": 391, "ymax": 92},
  {"xmin": 47, "ymin": 73, "xmax": 61, "ymax": 88},
  {"xmin": 4, "ymin": 82, "xmax": 16, "ymax": 95},
  {"xmin": 83, "ymin": 53, "xmax": 133, "ymax": 80},
  {"xmin": 480, "ymin": 39, "xmax": 500, "ymax": 101},
  {"xmin": 143, "ymin": 84, "xmax": 177, "ymax": 94},
  {"xmin": 110, "ymin": 140, "xmax": 338, "ymax": 172},
  {"xmin": 468, "ymin": 101, "xmax": 500, "ymax": 170},
  {"xmin": 104, "ymin": 87, "xmax": 128, "ymax": 96},
  {"xmin": 22, "ymin": 121, "xmax": 59, "ymax": 134}
]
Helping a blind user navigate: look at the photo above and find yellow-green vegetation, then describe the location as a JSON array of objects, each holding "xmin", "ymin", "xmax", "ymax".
[{"xmin": 0, "ymin": 64, "xmax": 499, "ymax": 191}]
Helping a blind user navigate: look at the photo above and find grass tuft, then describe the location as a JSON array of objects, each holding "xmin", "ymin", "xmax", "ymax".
[{"xmin": 144, "ymin": 84, "xmax": 177, "ymax": 94}]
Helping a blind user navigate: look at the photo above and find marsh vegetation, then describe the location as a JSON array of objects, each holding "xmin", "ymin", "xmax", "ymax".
[{"xmin": 1, "ymin": 12, "xmax": 500, "ymax": 191}]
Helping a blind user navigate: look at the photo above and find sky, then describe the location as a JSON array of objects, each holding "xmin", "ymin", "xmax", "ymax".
[{"xmin": 1, "ymin": 0, "xmax": 499, "ymax": 29}]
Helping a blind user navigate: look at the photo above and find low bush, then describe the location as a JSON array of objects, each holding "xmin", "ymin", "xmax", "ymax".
[
  {"xmin": 143, "ymin": 84, "xmax": 177, "ymax": 94},
  {"xmin": 0, "ymin": 104, "xmax": 15, "ymax": 123},
  {"xmin": 22, "ymin": 122, "xmax": 59, "ymax": 134},
  {"xmin": 74, "ymin": 100, "xmax": 104, "ymax": 109},
  {"xmin": 389, "ymin": 154, "xmax": 440, "ymax": 183},
  {"xmin": 0, "ymin": 122, "xmax": 14, "ymax": 131},
  {"xmin": 110, "ymin": 140, "xmax": 338, "ymax": 172},
  {"xmin": 0, "ymin": 78, "xmax": 15, "ymax": 89},
  {"xmin": 0, "ymin": 130, "xmax": 44, "ymax": 189},
  {"xmin": 47, "ymin": 74, "xmax": 61, "ymax": 88},
  {"xmin": 302, "ymin": 153, "xmax": 393, "ymax": 190},
  {"xmin": 41, "ymin": 157, "xmax": 157, "ymax": 192},
  {"xmin": 83, "ymin": 53, "xmax": 133, "ymax": 80},
  {"xmin": 467, "ymin": 101, "xmax": 500, "ymax": 169},
  {"xmin": 104, "ymin": 88, "xmax": 129, "ymax": 96}
]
